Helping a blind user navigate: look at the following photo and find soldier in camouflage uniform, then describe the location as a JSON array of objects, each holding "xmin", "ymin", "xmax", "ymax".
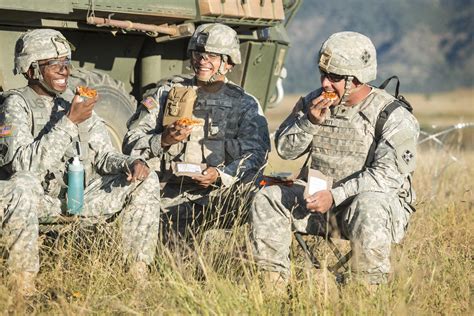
[
  {"xmin": 250, "ymin": 32, "xmax": 419, "ymax": 286},
  {"xmin": 123, "ymin": 23, "xmax": 270, "ymax": 239},
  {"xmin": 0, "ymin": 29, "xmax": 160, "ymax": 295}
]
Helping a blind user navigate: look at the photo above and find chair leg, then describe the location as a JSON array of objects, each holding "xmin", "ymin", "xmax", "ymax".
[
  {"xmin": 294, "ymin": 232, "xmax": 321, "ymax": 269},
  {"xmin": 326, "ymin": 238, "xmax": 352, "ymax": 273},
  {"xmin": 294, "ymin": 233, "xmax": 352, "ymax": 275},
  {"xmin": 328, "ymin": 249, "xmax": 352, "ymax": 273}
]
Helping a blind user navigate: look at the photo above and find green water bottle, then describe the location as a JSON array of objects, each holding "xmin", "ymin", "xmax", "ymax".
[{"xmin": 67, "ymin": 156, "xmax": 84, "ymax": 215}]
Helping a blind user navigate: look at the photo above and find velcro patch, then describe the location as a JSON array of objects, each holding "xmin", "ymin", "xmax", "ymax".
[
  {"xmin": 396, "ymin": 142, "xmax": 417, "ymax": 174},
  {"xmin": 0, "ymin": 125, "xmax": 13, "ymax": 137},
  {"xmin": 402, "ymin": 150, "xmax": 414, "ymax": 164},
  {"xmin": 141, "ymin": 96, "xmax": 159, "ymax": 111}
]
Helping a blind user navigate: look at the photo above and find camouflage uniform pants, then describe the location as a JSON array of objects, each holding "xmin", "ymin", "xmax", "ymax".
[
  {"xmin": 0, "ymin": 172, "xmax": 42, "ymax": 273},
  {"xmin": 160, "ymin": 181, "xmax": 255, "ymax": 241},
  {"xmin": 0, "ymin": 171, "xmax": 160, "ymax": 274},
  {"xmin": 250, "ymin": 180, "xmax": 411, "ymax": 284}
]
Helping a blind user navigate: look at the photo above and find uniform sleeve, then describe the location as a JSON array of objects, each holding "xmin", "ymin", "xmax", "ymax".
[
  {"xmin": 218, "ymin": 96, "xmax": 270, "ymax": 186},
  {"xmin": 1, "ymin": 94, "xmax": 78, "ymax": 174},
  {"xmin": 330, "ymin": 107, "xmax": 420, "ymax": 206},
  {"xmin": 122, "ymin": 88, "xmax": 167, "ymax": 159},
  {"xmin": 88, "ymin": 113, "xmax": 135, "ymax": 175},
  {"xmin": 275, "ymin": 93, "xmax": 320, "ymax": 160}
]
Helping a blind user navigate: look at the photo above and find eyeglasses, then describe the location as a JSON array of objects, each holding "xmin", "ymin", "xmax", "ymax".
[
  {"xmin": 38, "ymin": 58, "xmax": 72, "ymax": 72},
  {"xmin": 319, "ymin": 69, "xmax": 346, "ymax": 83},
  {"xmin": 191, "ymin": 51, "xmax": 221, "ymax": 62}
]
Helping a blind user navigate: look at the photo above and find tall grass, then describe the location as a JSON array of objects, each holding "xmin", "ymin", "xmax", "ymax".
[
  {"xmin": 1, "ymin": 141, "xmax": 473, "ymax": 314},
  {"xmin": 0, "ymin": 86, "xmax": 470, "ymax": 313}
]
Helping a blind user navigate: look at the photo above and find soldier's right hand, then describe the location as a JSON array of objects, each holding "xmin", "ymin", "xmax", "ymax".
[
  {"xmin": 161, "ymin": 123, "xmax": 193, "ymax": 147},
  {"xmin": 307, "ymin": 95, "xmax": 333, "ymax": 124},
  {"xmin": 67, "ymin": 94, "xmax": 97, "ymax": 124}
]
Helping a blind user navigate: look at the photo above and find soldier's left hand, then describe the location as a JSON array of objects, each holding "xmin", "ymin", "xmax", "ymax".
[
  {"xmin": 306, "ymin": 190, "xmax": 334, "ymax": 213},
  {"xmin": 127, "ymin": 160, "xmax": 150, "ymax": 182},
  {"xmin": 192, "ymin": 167, "xmax": 219, "ymax": 188}
]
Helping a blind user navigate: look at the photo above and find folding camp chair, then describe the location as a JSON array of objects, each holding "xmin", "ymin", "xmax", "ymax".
[{"xmin": 294, "ymin": 231, "xmax": 352, "ymax": 282}]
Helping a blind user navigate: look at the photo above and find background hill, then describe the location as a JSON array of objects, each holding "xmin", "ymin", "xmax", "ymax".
[{"xmin": 283, "ymin": 0, "xmax": 474, "ymax": 94}]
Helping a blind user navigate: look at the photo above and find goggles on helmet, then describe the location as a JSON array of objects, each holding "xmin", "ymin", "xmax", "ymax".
[
  {"xmin": 38, "ymin": 58, "xmax": 72, "ymax": 72},
  {"xmin": 191, "ymin": 51, "xmax": 221, "ymax": 62}
]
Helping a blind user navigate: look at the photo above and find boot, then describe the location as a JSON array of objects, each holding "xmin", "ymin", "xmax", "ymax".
[
  {"xmin": 313, "ymin": 268, "xmax": 339, "ymax": 297},
  {"xmin": 261, "ymin": 271, "xmax": 288, "ymax": 296},
  {"xmin": 10, "ymin": 271, "xmax": 37, "ymax": 297},
  {"xmin": 129, "ymin": 261, "xmax": 149, "ymax": 288}
]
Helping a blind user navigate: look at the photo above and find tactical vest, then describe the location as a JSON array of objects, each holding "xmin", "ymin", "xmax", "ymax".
[
  {"xmin": 310, "ymin": 89, "xmax": 392, "ymax": 184},
  {"xmin": 1, "ymin": 87, "xmax": 93, "ymax": 193},
  {"xmin": 163, "ymin": 82, "xmax": 243, "ymax": 174},
  {"xmin": 2, "ymin": 87, "xmax": 51, "ymax": 137}
]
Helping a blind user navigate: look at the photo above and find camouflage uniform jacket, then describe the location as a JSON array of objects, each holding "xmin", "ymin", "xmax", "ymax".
[
  {"xmin": 0, "ymin": 86, "xmax": 136, "ymax": 196},
  {"xmin": 123, "ymin": 75, "xmax": 270, "ymax": 187},
  {"xmin": 275, "ymin": 87, "xmax": 419, "ymax": 207}
]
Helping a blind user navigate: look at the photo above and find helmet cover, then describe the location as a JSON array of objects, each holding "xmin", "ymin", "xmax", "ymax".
[
  {"xmin": 14, "ymin": 28, "xmax": 71, "ymax": 75},
  {"xmin": 318, "ymin": 31, "xmax": 377, "ymax": 83}
]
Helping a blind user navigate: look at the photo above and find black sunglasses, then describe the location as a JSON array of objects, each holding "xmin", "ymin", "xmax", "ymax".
[{"xmin": 319, "ymin": 69, "xmax": 346, "ymax": 83}]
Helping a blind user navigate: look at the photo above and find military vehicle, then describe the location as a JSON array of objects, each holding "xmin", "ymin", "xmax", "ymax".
[{"xmin": 0, "ymin": 0, "xmax": 302, "ymax": 148}]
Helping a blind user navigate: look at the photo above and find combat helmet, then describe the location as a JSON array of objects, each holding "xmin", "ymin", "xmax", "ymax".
[
  {"xmin": 187, "ymin": 23, "xmax": 241, "ymax": 65},
  {"xmin": 318, "ymin": 31, "xmax": 377, "ymax": 83},
  {"xmin": 14, "ymin": 28, "xmax": 71, "ymax": 76}
]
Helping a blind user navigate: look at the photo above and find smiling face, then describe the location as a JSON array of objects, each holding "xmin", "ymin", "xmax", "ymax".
[
  {"xmin": 27, "ymin": 56, "xmax": 71, "ymax": 96},
  {"xmin": 191, "ymin": 50, "xmax": 232, "ymax": 83},
  {"xmin": 38, "ymin": 57, "xmax": 71, "ymax": 92}
]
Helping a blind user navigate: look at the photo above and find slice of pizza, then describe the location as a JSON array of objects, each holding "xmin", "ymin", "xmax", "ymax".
[
  {"xmin": 174, "ymin": 117, "xmax": 204, "ymax": 126},
  {"xmin": 321, "ymin": 91, "xmax": 337, "ymax": 101},
  {"xmin": 77, "ymin": 86, "xmax": 98, "ymax": 98}
]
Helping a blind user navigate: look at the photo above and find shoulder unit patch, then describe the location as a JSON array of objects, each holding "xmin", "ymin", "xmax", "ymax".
[
  {"xmin": 0, "ymin": 124, "xmax": 13, "ymax": 137},
  {"xmin": 141, "ymin": 96, "xmax": 159, "ymax": 111}
]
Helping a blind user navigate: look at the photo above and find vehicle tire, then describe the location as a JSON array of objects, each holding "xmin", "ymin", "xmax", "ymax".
[{"xmin": 68, "ymin": 68, "xmax": 137, "ymax": 150}]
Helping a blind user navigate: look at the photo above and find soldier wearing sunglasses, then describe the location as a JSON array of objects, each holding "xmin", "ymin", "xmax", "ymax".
[{"xmin": 250, "ymin": 32, "xmax": 419, "ymax": 291}]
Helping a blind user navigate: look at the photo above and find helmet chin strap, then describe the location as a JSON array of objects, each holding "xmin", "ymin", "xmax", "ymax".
[{"xmin": 339, "ymin": 75, "xmax": 354, "ymax": 106}]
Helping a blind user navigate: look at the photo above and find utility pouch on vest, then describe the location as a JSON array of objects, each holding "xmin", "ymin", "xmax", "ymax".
[
  {"xmin": 163, "ymin": 87, "xmax": 197, "ymax": 126},
  {"xmin": 303, "ymin": 168, "xmax": 333, "ymax": 199}
]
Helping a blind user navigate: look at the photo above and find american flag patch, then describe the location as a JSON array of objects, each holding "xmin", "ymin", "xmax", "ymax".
[
  {"xmin": 0, "ymin": 125, "xmax": 12, "ymax": 137},
  {"xmin": 142, "ymin": 96, "xmax": 158, "ymax": 111}
]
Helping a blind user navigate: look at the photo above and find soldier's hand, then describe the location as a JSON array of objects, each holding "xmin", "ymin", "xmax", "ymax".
[
  {"xmin": 67, "ymin": 92, "xmax": 97, "ymax": 124},
  {"xmin": 127, "ymin": 160, "xmax": 150, "ymax": 182},
  {"xmin": 307, "ymin": 95, "xmax": 334, "ymax": 124},
  {"xmin": 161, "ymin": 123, "xmax": 193, "ymax": 147},
  {"xmin": 192, "ymin": 167, "xmax": 219, "ymax": 188},
  {"xmin": 306, "ymin": 190, "xmax": 334, "ymax": 213}
]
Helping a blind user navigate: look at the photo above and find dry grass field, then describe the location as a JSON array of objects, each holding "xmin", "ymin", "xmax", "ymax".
[{"xmin": 0, "ymin": 89, "xmax": 472, "ymax": 314}]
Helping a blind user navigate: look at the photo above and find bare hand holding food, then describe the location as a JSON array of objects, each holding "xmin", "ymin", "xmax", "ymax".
[
  {"xmin": 161, "ymin": 118, "xmax": 196, "ymax": 147},
  {"xmin": 68, "ymin": 86, "xmax": 98, "ymax": 124},
  {"xmin": 307, "ymin": 91, "xmax": 337, "ymax": 124}
]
